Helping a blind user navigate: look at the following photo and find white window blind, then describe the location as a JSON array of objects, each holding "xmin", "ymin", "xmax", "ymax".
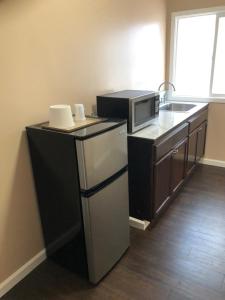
[{"xmin": 170, "ymin": 8, "xmax": 225, "ymax": 99}]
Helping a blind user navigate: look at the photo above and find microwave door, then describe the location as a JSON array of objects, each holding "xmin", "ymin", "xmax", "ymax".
[{"xmin": 132, "ymin": 98, "xmax": 155, "ymax": 132}]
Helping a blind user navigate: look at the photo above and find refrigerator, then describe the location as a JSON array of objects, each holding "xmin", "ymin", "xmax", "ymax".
[
  {"xmin": 26, "ymin": 119, "xmax": 129, "ymax": 284},
  {"xmin": 75, "ymin": 121, "xmax": 129, "ymax": 283}
]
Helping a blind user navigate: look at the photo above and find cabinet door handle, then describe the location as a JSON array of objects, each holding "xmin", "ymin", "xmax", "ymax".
[
  {"xmin": 198, "ymin": 127, "xmax": 203, "ymax": 132},
  {"xmin": 172, "ymin": 149, "xmax": 179, "ymax": 155}
]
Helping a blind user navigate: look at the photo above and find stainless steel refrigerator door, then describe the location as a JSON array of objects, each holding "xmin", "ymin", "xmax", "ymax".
[
  {"xmin": 81, "ymin": 171, "xmax": 129, "ymax": 284},
  {"xmin": 76, "ymin": 124, "xmax": 127, "ymax": 190}
]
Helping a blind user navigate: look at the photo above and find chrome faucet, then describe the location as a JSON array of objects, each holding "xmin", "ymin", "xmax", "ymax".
[{"xmin": 158, "ymin": 81, "xmax": 176, "ymax": 104}]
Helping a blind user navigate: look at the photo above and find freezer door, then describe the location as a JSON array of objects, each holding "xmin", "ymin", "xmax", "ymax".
[
  {"xmin": 76, "ymin": 124, "xmax": 127, "ymax": 190},
  {"xmin": 81, "ymin": 171, "xmax": 129, "ymax": 284}
]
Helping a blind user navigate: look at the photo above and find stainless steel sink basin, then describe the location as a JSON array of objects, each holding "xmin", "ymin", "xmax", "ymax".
[{"xmin": 160, "ymin": 103, "xmax": 196, "ymax": 112}]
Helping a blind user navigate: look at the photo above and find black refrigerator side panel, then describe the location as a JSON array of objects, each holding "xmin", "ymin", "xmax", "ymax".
[
  {"xmin": 128, "ymin": 137, "xmax": 153, "ymax": 221},
  {"xmin": 26, "ymin": 127, "xmax": 88, "ymax": 277}
]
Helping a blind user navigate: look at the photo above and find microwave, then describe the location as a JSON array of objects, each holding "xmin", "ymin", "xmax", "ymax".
[{"xmin": 97, "ymin": 90, "xmax": 159, "ymax": 133}]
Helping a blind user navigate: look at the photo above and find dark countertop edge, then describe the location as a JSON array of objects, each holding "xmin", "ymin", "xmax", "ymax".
[
  {"xmin": 128, "ymin": 103, "xmax": 209, "ymax": 144},
  {"xmin": 26, "ymin": 119, "xmax": 127, "ymax": 140},
  {"xmin": 72, "ymin": 120, "xmax": 127, "ymax": 140}
]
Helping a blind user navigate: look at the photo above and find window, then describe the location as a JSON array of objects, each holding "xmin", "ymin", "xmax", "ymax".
[
  {"xmin": 170, "ymin": 8, "xmax": 225, "ymax": 99},
  {"xmin": 212, "ymin": 16, "xmax": 225, "ymax": 95}
]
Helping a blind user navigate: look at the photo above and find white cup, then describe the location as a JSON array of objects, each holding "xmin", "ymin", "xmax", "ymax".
[
  {"xmin": 74, "ymin": 104, "xmax": 86, "ymax": 121},
  {"xmin": 49, "ymin": 105, "xmax": 75, "ymax": 128}
]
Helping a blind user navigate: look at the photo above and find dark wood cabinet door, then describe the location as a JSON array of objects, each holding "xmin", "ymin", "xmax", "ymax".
[
  {"xmin": 196, "ymin": 121, "xmax": 207, "ymax": 161},
  {"xmin": 154, "ymin": 150, "xmax": 172, "ymax": 214},
  {"xmin": 187, "ymin": 129, "xmax": 198, "ymax": 173},
  {"xmin": 171, "ymin": 139, "xmax": 187, "ymax": 193}
]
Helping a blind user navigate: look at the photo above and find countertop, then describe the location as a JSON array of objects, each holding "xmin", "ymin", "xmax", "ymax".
[{"xmin": 129, "ymin": 101, "xmax": 208, "ymax": 141}]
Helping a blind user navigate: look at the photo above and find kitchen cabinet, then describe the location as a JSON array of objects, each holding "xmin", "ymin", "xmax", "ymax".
[
  {"xmin": 128, "ymin": 106, "xmax": 208, "ymax": 223},
  {"xmin": 196, "ymin": 121, "xmax": 207, "ymax": 161},
  {"xmin": 154, "ymin": 150, "xmax": 171, "ymax": 214},
  {"xmin": 187, "ymin": 129, "xmax": 198, "ymax": 173},
  {"xmin": 154, "ymin": 137, "xmax": 187, "ymax": 215},
  {"xmin": 171, "ymin": 138, "xmax": 187, "ymax": 193},
  {"xmin": 187, "ymin": 117, "xmax": 208, "ymax": 173},
  {"xmin": 128, "ymin": 122, "xmax": 189, "ymax": 220}
]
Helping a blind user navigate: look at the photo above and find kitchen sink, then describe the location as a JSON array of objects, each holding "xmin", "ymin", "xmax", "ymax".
[{"xmin": 160, "ymin": 103, "xmax": 196, "ymax": 112}]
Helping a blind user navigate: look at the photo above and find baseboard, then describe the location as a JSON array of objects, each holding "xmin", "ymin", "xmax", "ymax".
[
  {"xmin": 0, "ymin": 249, "xmax": 46, "ymax": 298},
  {"xmin": 129, "ymin": 217, "xmax": 150, "ymax": 231},
  {"xmin": 200, "ymin": 158, "xmax": 225, "ymax": 168}
]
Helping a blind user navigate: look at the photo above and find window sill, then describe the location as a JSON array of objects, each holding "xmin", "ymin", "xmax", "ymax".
[{"xmin": 168, "ymin": 96, "xmax": 225, "ymax": 104}]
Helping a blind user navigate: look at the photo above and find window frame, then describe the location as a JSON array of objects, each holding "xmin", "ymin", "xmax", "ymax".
[{"xmin": 169, "ymin": 6, "xmax": 225, "ymax": 102}]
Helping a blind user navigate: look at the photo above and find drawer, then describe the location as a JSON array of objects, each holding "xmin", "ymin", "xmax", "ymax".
[
  {"xmin": 154, "ymin": 123, "xmax": 189, "ymax": 162},
  {"xmin": 188, "ymin": 109, "xmax": 208, "ymax": 133}
]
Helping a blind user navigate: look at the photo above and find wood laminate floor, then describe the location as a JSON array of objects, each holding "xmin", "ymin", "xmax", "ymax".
[{"xmin": 3, "ymin": 165, "xmax": 225, "ymax": 300}]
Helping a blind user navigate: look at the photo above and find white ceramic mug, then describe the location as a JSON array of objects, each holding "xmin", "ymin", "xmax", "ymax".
[
  {"xmin": 74, "ymin": 104, "xmax": 86, "ymax": 121},
  {"xmin": 49, "ymin": 105, "xmax": 75, "ymax": 128}
]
